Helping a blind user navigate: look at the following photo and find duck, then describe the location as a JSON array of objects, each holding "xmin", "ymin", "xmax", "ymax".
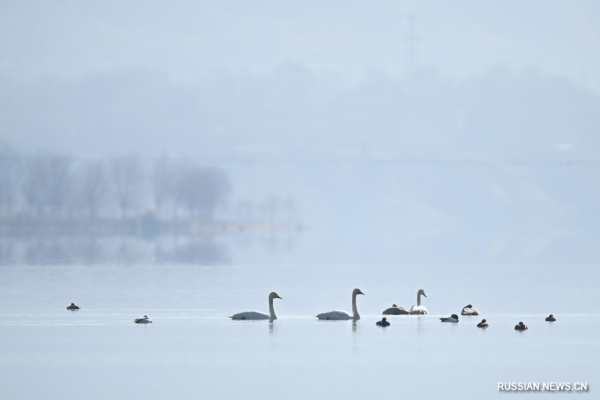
[
  {"xmin": 316, "ymin": 288, "xmax": 364, "ymax": 320},
  {"xmin": 230, "ymin": 292, "xmax": 283, "ymax": 320},
  {"xmin": 134, "ymin": 315, "xmax": 152, "ymax": 324},
  {"xmin": 514, "ymin": 321, "xmax": 528, "ymax": 331},
  {"xmin": 440, "ymin": 314, "xmax": 459, "ymax": 323},
  {"xmin": 382, "ymin": 303, "xmax": 410, "ymax": 315},
  {"xmin": 477, "ymin": 319, "xmax": 488, "ymax": 328},
  {"xmin": 461, "ymin": 304, "xmax": 479, "ymax": 316},
  {"xmin": 376, "ymin": 317, "xmax": 390, "ymax": 327},
  {"xmin": 409, "ymin": 289, "xmax": 428, "ymax": 315},
  {"xmin": 66, "ymin": 303, "xmax": 80, "ymax": 310},
  {"xmin": 545, "ymin": 314, "xmax": 556, "ymax": 322}
]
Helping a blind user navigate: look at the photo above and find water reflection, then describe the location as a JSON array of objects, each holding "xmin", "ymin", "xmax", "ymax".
[{"xmin": 0, "ymin": 236, "xmax": 230, "ymax": 265}]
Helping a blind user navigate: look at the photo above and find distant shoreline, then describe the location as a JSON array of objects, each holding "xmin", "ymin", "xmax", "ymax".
[{"xmin": 0, "ymin": 215, "xmax": 304, "ymax": 238}]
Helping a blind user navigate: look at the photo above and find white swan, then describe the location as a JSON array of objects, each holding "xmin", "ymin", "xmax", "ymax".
[
  {"xmin": 409, "ymin": 289, "xmax": 428, "ymax": 315},
  {"xmin": 461, "ymin": 304, "xmax": 480, "ymax": 316},
  {"xmin": 230, "ymin": 292, "xmax": 282, "ymax": 320},
  {"xmin": 316, "ymin": 288, "xmax": 364, "ymax": 320},
  {"xmin": 134, "ymin": 315, "xmax": 152, "ymax": 324}
]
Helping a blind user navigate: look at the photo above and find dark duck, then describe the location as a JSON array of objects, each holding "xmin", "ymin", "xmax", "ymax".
[{"xmin": 514, "ymin": 321, "xmax": 528, "ymax": 331}]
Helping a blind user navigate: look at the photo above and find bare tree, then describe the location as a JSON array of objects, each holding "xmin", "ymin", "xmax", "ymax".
[
  {"xmin": 110, "ymin": 157, "xmax": 143, "ymax": 217},
  {"xmin": 77, "ymin": 159, "xmax": 108, "ymax": 219},
  {"xmin": 174, "ymin": 166, "xmax": 231, "ymax": 219},
  {"xmin": 0, "ymin": 144, "xmax": 18, "ymax": 216},
  {"xmin": 152, "ymin": 157, "xmax": 176, "ymax": 218},
  {"xmin": 22, "ymin": 155, "xmax": 72, "ymax": 217}
]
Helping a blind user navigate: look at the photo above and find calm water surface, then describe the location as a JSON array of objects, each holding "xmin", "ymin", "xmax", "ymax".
[{"xmin": 0, "ymin": 263, "xmax": 598, "ymax": 399}]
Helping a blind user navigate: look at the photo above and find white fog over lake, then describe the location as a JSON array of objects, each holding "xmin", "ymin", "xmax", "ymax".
[{"xmin": 1, "ymin": 1, "xmax": 599, "ymax": 399}]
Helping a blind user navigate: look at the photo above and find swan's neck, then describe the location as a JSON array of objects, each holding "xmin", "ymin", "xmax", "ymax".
[
  {"xmin": 417, "ymin": 292, "xmax": 422, "ymax": 307},
  {"xmin": 269, "ymin": 297, "xmax": 277, "ymax": 320},
  {"xmin": 352, "ymin": 293, "xmax": 360, "ymax": 320}
]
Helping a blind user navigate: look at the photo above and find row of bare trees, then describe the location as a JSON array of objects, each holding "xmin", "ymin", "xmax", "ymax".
[{"xmin": 0, "ymin": 145, "xmax": 231, "ymax": 220}]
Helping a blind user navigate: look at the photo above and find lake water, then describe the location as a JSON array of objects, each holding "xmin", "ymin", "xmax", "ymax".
[{"xmin": 0, "ymin": 261, "xmax": 598, "ymax": 399}]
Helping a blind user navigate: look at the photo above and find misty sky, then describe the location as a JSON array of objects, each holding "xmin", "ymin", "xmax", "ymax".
[{"xmin": 1, "ymin": 1, "xmax": 599, "ymax": 88}]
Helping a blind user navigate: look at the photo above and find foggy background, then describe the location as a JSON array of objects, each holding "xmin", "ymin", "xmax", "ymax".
[{"xmin": 1, "ymin": 0, "xmax": 599, "ymax": 266}]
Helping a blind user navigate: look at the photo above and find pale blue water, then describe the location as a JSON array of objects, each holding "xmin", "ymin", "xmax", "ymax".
[{"xmin": 0, "ymin": 263, "xmax": 598, "ymax": 399}]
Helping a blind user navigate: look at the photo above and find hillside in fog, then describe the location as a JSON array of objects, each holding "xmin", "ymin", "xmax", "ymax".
[{"xmin": 1, "ymin": 67, "xmax": 599, "ymax": 162}]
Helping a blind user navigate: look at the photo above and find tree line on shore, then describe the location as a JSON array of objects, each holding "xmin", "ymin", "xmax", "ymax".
[{"xmin": 0, "ymin": 145, "xmax": 299, "ymax": 233}]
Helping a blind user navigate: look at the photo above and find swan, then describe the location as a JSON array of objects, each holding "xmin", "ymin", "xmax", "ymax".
[
  {"xmin": 440, "ymin": 314, "xmax": 459, "ymax": 323},
  {"xmin": 376, "ymin": 317, "xmax": 390, "ymax": 327},
  {"xmin": 66, "ymin": 303, "xmax": 80, "ymax": 310},
  {"xmin": 545, "ymin": 314, "xmax": 556, "ymax": 322},
  {"xmin": 382, "ymin": 303, "xmax": 409, "ymax": 315},
  {"xmin": 409, "ymin": 289, "xmax": 428, "ymax": 315},
  {"xmin": 461, "ymin": 304, "xmax": 479, "ymax": 315},
  {"xmin": 514, "ymin": 321, "xmax": 528, "ymax": 331},
  {"xmin": 134, "ymin": 315, "xmax": 152, "ymax": 324},
  {"xmin": 230, "ymin": 292, "xmax": 282, "ymax": 320},
  {"xmin": 477, "ymin": 318, "xmax": 488, "ymax": 328},
  {"xmin": 316, "ymin": 288, "xmax": 364, "ymax": 320}
]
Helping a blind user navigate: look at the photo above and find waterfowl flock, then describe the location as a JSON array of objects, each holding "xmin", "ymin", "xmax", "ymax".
[{"xmin": 66, "ymin": 288, "xmax": 556, "ymax": 331}]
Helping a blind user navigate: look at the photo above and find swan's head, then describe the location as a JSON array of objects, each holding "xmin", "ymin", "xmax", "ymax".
[
  {"xmin": 353, "ymin": 288, "xmax": 365, "ymax": 296},
  {"xmin": 269, "ymin": 292, "xmax": 283, "ymax": 300},
  {"xmin": 418, "ymin": 289, "xmax": 427, "ymax": 297}
]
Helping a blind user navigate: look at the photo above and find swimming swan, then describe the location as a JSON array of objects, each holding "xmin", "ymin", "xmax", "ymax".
[
  {"xmin": 440, "ymin": 314, "xmax": 459, "ymax": 323},
  {"xmin": 230, "ymin": 292, "xmax": 282, "ymax": 320},
  {"xmin": 66, "ymin": 303, "xmax": 80, "ymax": 310},
  {"xmin": 316, "ymin": 288, "xmax": 364, "ymax": 320},
  {"xmin": 477, "ymin": 319, "xmax": 488, "ymax": 328},
  {"xmin": 409, "ymin": 289, "xmax": 428, "ymax": 315},
  {"xmin": 134, "ymin": 315, "xmax": 152, "ymax": 324},
  {"xmin": 545, "ymin": 314, "xmax": 556, "ymax": 322},
  {"xmin": 382, "ymin": 303, "xmax": 409, "ymax": 315},
  {"xmin": 461, "ymin": 304, "xmax": 480, "ymax": 316},
  {"xmin": 376, "ymin": 317, "xmax": 390, "ymax": 327}
]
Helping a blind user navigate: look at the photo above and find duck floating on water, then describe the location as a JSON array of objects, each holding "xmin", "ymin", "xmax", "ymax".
[
  {"xmin": 440, "ymin": 314, "xmax": 459, "ymax": 323},
  {"xmin": 461, "ymin": 304, "xmax": 479, "ymax": 316},
  {"xmin": 134, "ymin": 315, "xmax": 153, "ymax": 324},
  {"xmin": 409, "ymin": 289, "xmax": 428, "ymax": 315},
  {"xmin": 477, "ymin": 319, "xmax": 488, "ymax": 328},
  {"xmin": 545, "ymin": 314, "xmax": 556, "ymax": 322},
  {"xmin": 376, "ymin": 317, "xmax": 390, "ymax": 327},
  {"xmin": 230, "ymin": 292, "xmax": 283, "ymax": 320},
  {"xmin": 66, "ymin": 303, "xmax": 80, "ymax": 310},
  {"xmin": 317, "ymin": 288, "xmax": 365, "ymax": 320},
  {"xmin": 382, "ymin": 303, "xmax": 409, "ymax": 315},
  {"xmin": 514, "ymin": 321, "xmax": 528, "ymax": 331}
]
